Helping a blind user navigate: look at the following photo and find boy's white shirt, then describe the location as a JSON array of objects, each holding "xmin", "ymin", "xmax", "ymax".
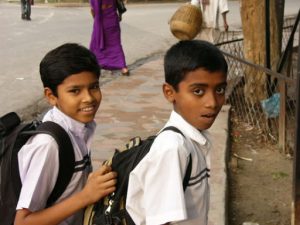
[
  {"xmin": 16, "ymin": 106, "xmax": 96, "ymax": 225},
  {"xmin": 126, "ymin": 110, "xmax": 211, "ymax": 225},
  {"xmin": 191, "ymin": 0, "xmax": 229, "ymax": 28}
]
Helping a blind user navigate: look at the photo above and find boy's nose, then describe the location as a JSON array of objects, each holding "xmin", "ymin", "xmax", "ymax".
[
  {"xmin": 82, "ymin": 90, "xmax": 95, "ymax": 102},
  {"xmin": 204, "ymin": 92, "xmax": 218, "ymax": 109}
]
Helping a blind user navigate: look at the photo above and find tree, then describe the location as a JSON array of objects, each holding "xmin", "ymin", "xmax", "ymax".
[{"xmin": 240, "ymin": 0, "xmax": 284, "ymax": 105}]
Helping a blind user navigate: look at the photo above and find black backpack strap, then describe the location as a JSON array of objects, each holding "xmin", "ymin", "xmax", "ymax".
[
  {"xmin": 29, "ymin": 121, "xmax": 75, "ymax": 206},
  {"xmin": 183, "ymin": 154, "xmax": 192, "ymax": 191},
  {"xmin": 161, "ymin": 126, "xmax": 185, "ymax": 137},
  {"xmin": 160, "ymin": 126, "xmax": 192, "ymax": 191}
]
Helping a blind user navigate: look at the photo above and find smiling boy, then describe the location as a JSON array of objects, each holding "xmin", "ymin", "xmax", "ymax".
[
  {"xmin": 126, "ymin": 40, "xmax": 228, "ymax": 225},
  {"xmin": 14, "ymin": 43, "xmax": 117, "ymax": 225}
]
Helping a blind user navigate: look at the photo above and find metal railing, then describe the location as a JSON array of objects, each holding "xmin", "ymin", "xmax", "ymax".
[{"xmin": 216, "ymin": 13, "xmax": 299, "ymax": 154}]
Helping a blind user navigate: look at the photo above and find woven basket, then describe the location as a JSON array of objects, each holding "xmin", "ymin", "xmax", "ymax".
[{"xmin": 169, "ymin": 4, "xmax": 202, "ymax": 40}]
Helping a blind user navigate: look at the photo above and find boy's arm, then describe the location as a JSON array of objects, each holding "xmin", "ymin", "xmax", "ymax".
[
  {"xmin": 127, "ymin": 133, "xmax": 189, "ymax": 225},
  {"xmin": 14, "ymin": 165, "xmax": 117, "ymax": 225}
]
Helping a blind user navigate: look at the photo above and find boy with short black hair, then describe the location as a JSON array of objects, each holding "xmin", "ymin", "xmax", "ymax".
[
  {"xmin": 126, "ymin": 40, "xmax": 228, "ymax": 225},
  {"xmin": 15, "ymin": 43, "xmax": 117, "ymax": 225}
]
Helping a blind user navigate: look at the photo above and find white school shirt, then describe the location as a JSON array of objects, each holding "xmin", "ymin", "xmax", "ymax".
[
  {"xmin": 126, "ymin": 111, "xmax": 211, "ymax": 225},
  {"xmin": 16, "ymin": 107, "xmax": 96, "ymax": 225},
  {"xmin": 191, "ymin": 0, "xmax": 229, "ymax": 28}
]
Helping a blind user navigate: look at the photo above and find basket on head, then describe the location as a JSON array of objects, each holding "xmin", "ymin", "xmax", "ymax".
[{"xmin": 169, "ymin": 4, "xmax": 202, "ymax": 40}]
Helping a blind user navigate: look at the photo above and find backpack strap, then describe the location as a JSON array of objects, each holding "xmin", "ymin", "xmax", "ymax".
[
  {"xmin": 160, "ymin": 126, "xmax": 192, "ymax": 191},
  {"xmin": 161, "ymin": 126, "xmax": 184, "ymax": 137},
  {"xmin": 24, "ymin": 121, "xmax": 75, "ymax": 206},
  {"xmin": 183, "ymin": 155, "xmax": 192, "ymax": 191}
]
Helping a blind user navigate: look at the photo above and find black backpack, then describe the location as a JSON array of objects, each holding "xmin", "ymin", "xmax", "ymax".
[
  {"xmin": 0, "ymin": 112, "xmax": 75, "ymax": 225},
  {"xmin": 84, "ymin": 126, "xmax": 192, "ymax": 225}
]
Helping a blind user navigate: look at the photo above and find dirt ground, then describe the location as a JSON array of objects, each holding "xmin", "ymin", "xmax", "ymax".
[{"xmin": 228, "ymin": 114, "xmax": 293, "ymax": 225}]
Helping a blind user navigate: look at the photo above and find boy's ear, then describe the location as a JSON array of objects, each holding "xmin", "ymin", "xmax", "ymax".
[
  {"xmin": 44, "ymin": 87, "xmax": 57, "ymax": 106},
  {"xmin": 162, "ymin": 83, "xmax": 176, "ymax": 103}
]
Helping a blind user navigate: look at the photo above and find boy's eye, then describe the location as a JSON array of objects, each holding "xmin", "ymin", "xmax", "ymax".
[
  {"xmin": 216, "ymin": 86, "xmax": 226, "ymax": 95},
  {"xmin": 193, "ymin": 88, "xmax": 204, "ymax": 96},
  {"xmin": 69, "ymin": 89, "xmax": 80, "ymax": 94}
]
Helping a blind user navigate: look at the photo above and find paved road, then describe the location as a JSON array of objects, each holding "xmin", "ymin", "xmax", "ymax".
[
  {"xmin": 0, "ymin": 0, "xmax": 299, "ymax": 118},
  {"xmin": 0, "ymin": 2, "xmax": 176, "ymax": 118}
]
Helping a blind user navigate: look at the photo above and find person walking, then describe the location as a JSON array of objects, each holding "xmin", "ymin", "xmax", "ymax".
[
  {"xmin": 192, "ymin": 0, "xmax": 229, "ymax": 43},
  {"xmin": 21, "ymin": 0, "xmax": 32, "ymax": 20},
  {"xmin": 89, "ymin": 0, "xmax": 129, "ymax": 76}
]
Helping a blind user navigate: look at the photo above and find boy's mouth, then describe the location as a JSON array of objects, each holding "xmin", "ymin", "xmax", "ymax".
[
  {"xmin": 80, "ymin": 105, "xmax": 96, "ymax": 112},
  {"xmin": 202, "ymin": 113, "xmax": 216, "ymax": 118}
]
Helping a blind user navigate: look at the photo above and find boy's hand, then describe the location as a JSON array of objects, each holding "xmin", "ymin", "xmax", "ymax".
[
  {"xmin": 82, "ymin": 165, "xmax": 117, "ymax": 205},
  {"xmin": 14, "ymin": 166, "xmax": 116, "ymax": 225}
]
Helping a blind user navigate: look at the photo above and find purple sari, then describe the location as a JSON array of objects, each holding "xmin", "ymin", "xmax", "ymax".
[{"xmin": 89, "ymin": 0, "xmax": 127, "ymax": 70}]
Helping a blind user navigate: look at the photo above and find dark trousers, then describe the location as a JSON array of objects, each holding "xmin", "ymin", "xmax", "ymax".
[{"xmin": 21, "ymin": 0, "xmax": 31, "ymax": 20}]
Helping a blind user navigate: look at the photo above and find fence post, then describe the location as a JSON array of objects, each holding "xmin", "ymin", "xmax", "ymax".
[
  {"xmin": 278, "ymin": 79, "xmax": 286, "ymax": 151},
  {"xmin": 277, "ymin": 0, "xmax": 285, "ymax": 151},
  {"xmin": 292, "ymin": 22, "xmax": 300, "ymax": 225}
]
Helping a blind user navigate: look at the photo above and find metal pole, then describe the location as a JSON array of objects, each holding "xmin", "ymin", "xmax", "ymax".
[
  {"xmin": 292, "ymin": 18, "xmax": 300, "ymax": 225},
  {"xmin": 265, "ymin": 0, "xmax": 271, "ymax": 71},
  {"xmin": 276, "ymin": 0, "xmax": 285, "ymax": 52}
]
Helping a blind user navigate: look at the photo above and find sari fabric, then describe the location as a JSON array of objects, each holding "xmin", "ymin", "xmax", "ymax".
[{"xmin": 89, "ymin": 0, "xmax": 127, "ymax": 70}]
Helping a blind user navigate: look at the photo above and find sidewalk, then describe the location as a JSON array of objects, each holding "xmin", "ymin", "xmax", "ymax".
[{"xmin": 91, "ymin": 57, "xmax": 230, "ymax": 225}]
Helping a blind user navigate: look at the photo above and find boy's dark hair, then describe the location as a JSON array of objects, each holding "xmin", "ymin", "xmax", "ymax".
[
  {"xmin": 40, "ymin": 43, "xmax": 101, "ymax": 96},
  {"xmin": 164, "ymin": 40, "xmax": 228, "ymax": 91}
]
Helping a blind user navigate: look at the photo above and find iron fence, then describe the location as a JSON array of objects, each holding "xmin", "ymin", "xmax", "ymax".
[{"xmin": 216, "ymin": 13, "xmax": 299, "ymax": 154}]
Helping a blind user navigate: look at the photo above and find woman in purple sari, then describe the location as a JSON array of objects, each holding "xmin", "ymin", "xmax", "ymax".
[{"xmin": 89, "ymin": 0, "xmax": 129, "ymax": 76}]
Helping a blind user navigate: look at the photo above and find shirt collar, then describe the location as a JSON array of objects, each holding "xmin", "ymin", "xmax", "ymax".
[
  {"xmin": 164, "ymin": 110, "xmax": 209, "ymax": 146},
  {"xmin": 43, "ymin": 107, "xmax": 96, "ymax": 141}
]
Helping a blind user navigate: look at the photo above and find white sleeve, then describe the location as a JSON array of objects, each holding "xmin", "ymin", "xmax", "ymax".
[
  {"xmin": 190, "ymin": 0, "xmax": 200, "ymax": 7},
  {"xmin": 219, "ymin": 0, "xmax": 229, "ymax": 14},
  {"xmin": 17, "ymin": 134, "xmax": 59, "ymax": 212},
  {"xmin": 127, "ymin": 132, "xmax": 190, "ymax": 225}
]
